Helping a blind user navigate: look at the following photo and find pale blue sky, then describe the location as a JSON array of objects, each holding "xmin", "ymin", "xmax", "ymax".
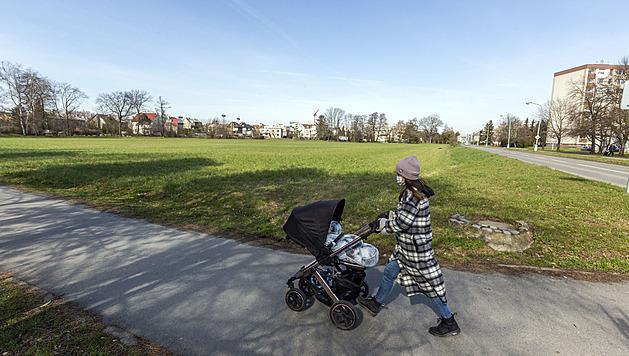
[{"xmin": 2, "ymin": 0, "xmax": 628, "ymax": 133}]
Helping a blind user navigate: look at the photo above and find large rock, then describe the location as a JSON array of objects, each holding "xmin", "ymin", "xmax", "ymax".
[{"xmin": 448, "ymin": 215, "xmax": 533, "ymax": 252}]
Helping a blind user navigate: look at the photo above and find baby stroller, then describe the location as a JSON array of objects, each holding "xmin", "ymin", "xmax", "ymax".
[{"xmin": 283, "ymin": 198, "xmax": 378, "ymax": 330}]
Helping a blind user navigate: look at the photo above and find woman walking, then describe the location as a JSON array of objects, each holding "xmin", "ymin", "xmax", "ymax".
[{"xmin": 358, "ymin": 155, "xmax": 460, "ymax": 337}]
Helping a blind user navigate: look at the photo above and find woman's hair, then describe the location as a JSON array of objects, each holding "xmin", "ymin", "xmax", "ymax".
[{"xmin": 399, "ymin": 178, "xmax": 432, "ymax": 201}]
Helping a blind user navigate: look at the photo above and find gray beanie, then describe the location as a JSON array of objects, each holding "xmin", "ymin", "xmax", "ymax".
[{"xmin": 396, "ymin": 155, "xmax": 420, "ymax": 180}]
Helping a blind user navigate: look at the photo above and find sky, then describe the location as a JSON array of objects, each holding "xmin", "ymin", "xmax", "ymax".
[{"xmin": 2, "ymin": 0, "xmax": 628, "ymax": 134}]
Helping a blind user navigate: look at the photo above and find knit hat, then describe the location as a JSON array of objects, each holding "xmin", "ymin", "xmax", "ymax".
[{"xmin": 395, "ymin": 156, "xmax": 420, "ymax": 180}]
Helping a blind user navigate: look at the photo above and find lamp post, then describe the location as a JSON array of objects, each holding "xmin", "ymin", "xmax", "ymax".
[{"xmin": 526, "ymin": 101, "xmax": 543, "ymax": 151}]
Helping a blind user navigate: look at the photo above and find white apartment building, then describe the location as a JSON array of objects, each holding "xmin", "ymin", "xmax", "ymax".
[
  {"xmin": 550, "ymin": 64, "xmax": 626, "ymax": 148},
  {"xmin": 261, "ymin": 123, "xmax": 285, "ymax": 138}
]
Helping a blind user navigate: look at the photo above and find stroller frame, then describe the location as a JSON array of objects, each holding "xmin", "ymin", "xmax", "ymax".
[
  {"xmin": 283, "ymin": 198, "xmax": 376, "ymax": 330},
  {"xmin": 286, "ymin": 225, "xmax": 372, "ymax": 305}
]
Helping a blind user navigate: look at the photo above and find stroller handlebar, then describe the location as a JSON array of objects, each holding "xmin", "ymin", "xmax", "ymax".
[{"xmin": 355, "ymin": 224, "xmax": 376, "ymax": 240}]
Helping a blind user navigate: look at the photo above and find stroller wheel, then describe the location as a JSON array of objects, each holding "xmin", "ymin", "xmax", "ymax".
[
  {"xmin": 359, "ymin": 281, "xmax": 369, "ymax": 298},
  {"xmin": 285, "ymin": 288, "xmax": 307, "ymax": 311},
  {"xmin": 330, "ymin": 300, "xmax": 357, "ymax": 330},
  {"xmin": 299, "ymin": 277, "xmax": 315, "ymax": 296}
]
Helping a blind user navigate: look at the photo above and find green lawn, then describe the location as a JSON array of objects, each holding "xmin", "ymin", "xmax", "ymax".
[{"xmin": 1, "ymin": 137, "xmax": 627, "ymax": 274}]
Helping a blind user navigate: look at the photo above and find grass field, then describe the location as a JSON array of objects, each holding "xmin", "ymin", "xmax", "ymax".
[{"xmin": 1, "ymin": 137, "xmax": 628, "ymax": 275}]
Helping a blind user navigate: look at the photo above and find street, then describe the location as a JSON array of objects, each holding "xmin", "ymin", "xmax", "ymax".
[{"xmin": 467, "ymin": 146, "xmax": 629, "ymax": 188}]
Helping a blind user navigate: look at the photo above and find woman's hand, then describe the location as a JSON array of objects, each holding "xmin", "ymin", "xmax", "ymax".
[{"xmin": 369, "ymin": 218, "xmax": 387, "ymax": 233}]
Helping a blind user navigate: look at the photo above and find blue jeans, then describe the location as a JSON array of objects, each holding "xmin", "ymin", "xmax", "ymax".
[
  {"xmin": 374, "ymin": 260, "xmax": 452, "ymax": 318},
  {"xmin": 374, "ymin": 260, "xmax": 401, "ymax": 304}
]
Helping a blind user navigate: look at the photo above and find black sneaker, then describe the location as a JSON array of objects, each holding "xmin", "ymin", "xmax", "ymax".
[
  {"xmin": 429, "ymin": 314, "xmax": 460, "ymax": 337},
  {"xmin": 357, "ymin": 296, "xmax": 382, "ymax": 316}
]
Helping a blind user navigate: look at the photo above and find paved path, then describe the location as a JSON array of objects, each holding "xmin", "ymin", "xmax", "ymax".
[
  {"xmin": 467, "ymin": 146, "xmax": 629, "ymax": 188},
  {"xmin": 1, "ymin": 185, "xmax": 628, "ymax": 355}
]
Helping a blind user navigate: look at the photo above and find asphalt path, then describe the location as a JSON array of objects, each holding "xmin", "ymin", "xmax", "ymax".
[
  {"xmin": 1, "ymin": 185, "xmax": 628, "ymax": 355},
  {"xmin": 467, "ymin": 146, "xmax": 629, "ymax": 188}
]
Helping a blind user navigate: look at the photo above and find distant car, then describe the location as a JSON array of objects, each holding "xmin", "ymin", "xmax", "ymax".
[{"xmin": 581, "ymin": 146, "xmax": 591, "ymax": 151}]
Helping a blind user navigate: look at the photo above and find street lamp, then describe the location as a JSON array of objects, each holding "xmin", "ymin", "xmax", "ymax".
[{"xmin": 526, "ymin": 101, "xmax": 543, "ymax": 151}]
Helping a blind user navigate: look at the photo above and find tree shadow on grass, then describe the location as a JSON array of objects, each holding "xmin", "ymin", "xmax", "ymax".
[
  {"xmin": 560, "ymin": 176, "xmax": 590, "ymax": 183},
  {"xmin": 0, "ymin": 150, "xmax": 81, "ymax": 159},
  {"xmin": 2, "ymin": 157, "xmax": 220, "ymax": 189}
]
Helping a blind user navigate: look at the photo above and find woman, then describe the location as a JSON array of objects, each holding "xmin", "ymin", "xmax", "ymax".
[{"xmin": 358, "ymin": 155, "xmax": 460, "ymax": 337}]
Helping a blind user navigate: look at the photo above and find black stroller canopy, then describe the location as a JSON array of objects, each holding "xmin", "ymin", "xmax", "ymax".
[{"xmin": 283, "ymin": 199, "xmax": 345, "ymax": 258}]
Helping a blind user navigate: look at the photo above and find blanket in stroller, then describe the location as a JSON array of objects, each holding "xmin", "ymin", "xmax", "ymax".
[{"xmin": 326, "ymin": 221, "xmax": 379, "ymax": 267}]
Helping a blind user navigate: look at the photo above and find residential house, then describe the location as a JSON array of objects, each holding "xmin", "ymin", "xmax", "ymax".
[
  {"xmin": 167, "ymin": 116, "xmax": 194, "ymax": 134},
  {"xmin": 299, "ymin": 123, "xmax": 316, "ymax": 139},
  {"xmin": 86, "ymin": 114, "xmax": 108, "ymax": 128},
  {"xmin": 0, "ymin": 111, "xmax": 14, "ymax": 133},
  {"xmin": 130, "ymin": 113, "xmax": 162, "ymax": 135},
  {"xmin": 229, "ymin": 121, "xmax": 257, "ymax": 137}
]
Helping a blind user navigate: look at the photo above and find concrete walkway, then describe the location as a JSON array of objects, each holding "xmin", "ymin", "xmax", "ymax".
[{"xmin": 1, "ymin": 185, "xmax": 628, "ymax": 355}]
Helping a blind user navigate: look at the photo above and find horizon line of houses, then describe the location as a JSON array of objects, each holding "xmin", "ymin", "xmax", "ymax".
[
  {"xmin": 1, "ymin": 110, "xmax": 412, "ymax": 141},
  {"xmin": 125, "ymin": 113, "xmax": 319, "ymax": 139}
]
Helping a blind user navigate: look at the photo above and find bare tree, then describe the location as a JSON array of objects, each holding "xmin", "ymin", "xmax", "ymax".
[
  {"xmin": 323, "ymin": 107, "xmax": 345, "ymax": 140},
  {"xmin": 0, "ymin": 61, "xmax": 28, "ymax": 135},
  {"xmin": 95, "ymin": 91, "xmax": 134, "ymax": 135},
  {"xmin": 441, "ymin": 124, "xmax": 458, "ymax": 145},
  {"xmin": 495, "ymin": 114, "xmax": 522, "ymax": 147},
  {"xmin": 568, "ymin": 77, "xmax": 615, "ymax": 153},
  {"xmin": 548, "ymin": 98, "xmax": 577, "ymax": 151},
  {"xmin": 22, "ymin": 69, "xmax": 52, "ymax": 136},
  {"xmin": 52, "ymin": 82, "xmax": 87, "ymax": 136},
  {"xmin": 609, "ymin": 56, "xmax": 629, "ymax": 155},
  {"xmin": 366, "ymin": 112, "xmax": 378, "ymax": 142},
  {"xmin": 348, "ymin": 114, "xmax": 365, "ymax": 142},
  {"xmin": 418, "ymin": 114, "xmax": 443, "ymax": 143},
  {"xmin": 0, "ymin": 62, "xmax": 50, "ymax": 135},
  {"xmin": 155, "ymin": 96, "xmax": 170, "ymax": 137},
  {"xmin": 376, "ymin": 113, "xmax": 387, "ymax": 142},
  {"xmin": 129, "ymin": 89, "xmax": 153, "ymax": 135}
]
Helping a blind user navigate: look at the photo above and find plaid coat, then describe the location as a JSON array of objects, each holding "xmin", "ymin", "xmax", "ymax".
[{"xmin": 382, "ymin": 188, "xmax": 447, "ymax": 303}]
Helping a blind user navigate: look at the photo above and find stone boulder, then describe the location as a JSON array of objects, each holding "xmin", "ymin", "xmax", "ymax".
[{"xmin": 448, "ymin": 215, "xmax": 533, "ymax": 252}]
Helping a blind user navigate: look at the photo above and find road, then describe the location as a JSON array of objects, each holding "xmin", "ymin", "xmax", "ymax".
[
  {"xmin": 467, "ymin": 146, "xmax": 629, "ymax": 188},
  {"xmin": 1, "ymin": 185, "xmax": 628, "ymax": 355}
]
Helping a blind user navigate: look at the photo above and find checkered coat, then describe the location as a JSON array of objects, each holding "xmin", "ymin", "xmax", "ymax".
[{"xmin": 382, "ymin": 188, "xmax": 447, "ymax": 303}]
